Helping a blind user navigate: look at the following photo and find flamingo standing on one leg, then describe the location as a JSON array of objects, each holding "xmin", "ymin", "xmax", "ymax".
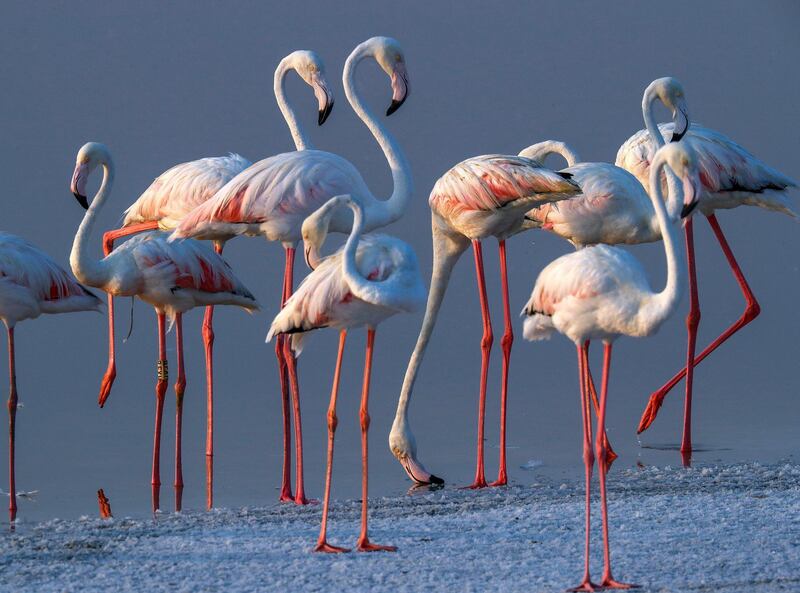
[
  {"xmin": 615, "ymin": 79, "xmax": 797, "ymax": 461},
  {"xmin": 69, "ymin": 142, "xmax": 258, "ymax": 512},
  {"xmin": 389, "ymin": 154, "xmax": 581, "ymax": 488},
  {"xmin": 0, "ymin": 233, "xmax": 101, "ymax": 523},
  {"xmin": 98, "ymin": 50, "xmax": 333, "ymax": 509},
  {"xmin": 172, "ymin": 36, "xmax": 414, "ymax": 504},
  {"xmin": 522, "ymin": 142, "xmax": 701, "ymax": 590},
  {"xmin": 268, "ymin": 194, "xmax": 425, "ymax": 553}
]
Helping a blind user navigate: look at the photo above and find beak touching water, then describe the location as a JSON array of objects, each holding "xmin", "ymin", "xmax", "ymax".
[
  {"xmin": 71, "ymin": 162, "xmax": 90, "ymax": 209},
  {"xmin": 386, "ymin": 62, "xmax": 409, "ymax": 116},
  {"xmin": 401, "ymin": 454, "xmax": 444, "ymax": 485}
]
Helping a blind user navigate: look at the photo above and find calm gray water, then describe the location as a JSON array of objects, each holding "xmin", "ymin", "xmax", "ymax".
[{"xmin": 1, "ymin": 1, "xmax": 798, "ymax": 522}]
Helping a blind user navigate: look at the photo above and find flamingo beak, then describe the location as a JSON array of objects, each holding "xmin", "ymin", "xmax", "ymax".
[
  {"xmin": 312, "ymin": 73, "xmax": 334, "ymax": 126},
  {"xmin": 680, "ymin": 174, "xmax": 701, "ymax": 218},
  {"xmin": 71, "ymin": 162, "xmax": 90, "ymax": 209},
  {"xmin": 304, "ymin": 245, "xmax": 316, "ymax": 271},
  {"xmin": 670, "ymin": 104, "xmax": 690, "ymax": 143},
  {"xmin": 401, "ymin": 455, "xmax": 443, "ymax": 485},
  {"xmin": 386, "ymin": 62, "xmax": 409, "ymax": 116}
]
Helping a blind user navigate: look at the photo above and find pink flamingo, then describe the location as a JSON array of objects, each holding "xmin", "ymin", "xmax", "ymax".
[
  {"xmin": 268, "ymin": 194, "xmax": 425, "ymax": 553},
  {"xmin": 172, "ymin": 36, "xmax": 413, "ymax": 504},
  {"xmin": 523, "ymin": 142, "xmax": 700, "ymax": 591},
  {"xmin": 0, "ymin": 233, "xmax": 100, "ymax": 523},
  {"xmin": 97, "ymin": 50, "xmax": 333, "ymax": 508},
  {"xmin": 69, "ymin": 142, "xmax": 258, "ymax": 512},
  {"xmin": 615, "ymin": 79, "xmax": 797, "ymax": 459},
  {"xmin": 393, "ymin": 154, "xmax": 582, "ymax": 488}
]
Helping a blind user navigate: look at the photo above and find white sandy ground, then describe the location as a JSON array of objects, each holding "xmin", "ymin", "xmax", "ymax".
[{"xmin": 1, "ymin": 462, "xmax": 798, "ymax": 593}]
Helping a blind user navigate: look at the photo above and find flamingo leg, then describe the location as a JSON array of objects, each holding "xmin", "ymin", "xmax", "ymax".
[
  {"xmin": 6, "ymin": 327, "xmax": 17, "ymax": 524},
  {"xmin": 152, "ymin": 312, "xmax": 168, "ymax": 513},
  {"xmin": 356, "ymin": 329, "xmax": 395, "ymax": 552},
  {"xmin": 639, "ymin": 214, "xmax": 760, "ymax": 442},
  {"xmin": 568, "ymin": 343, "xmax": 598, "ymax": 592},
  {"xmin": 280, "ymin": 247, "xmax": 309, "ymax": 505},
  {"xmin": 468, "ymin": 240, "xmax": 491, "ymax": 489},
  {"xmin": 98, "ymin": 222, "xmax": 159, "ymax": 407},
  {"xmin": 583, "ymin": 341, "xmax": 617, "ymax": 468},
  {"xmin": 315, "ymin": 330, "xmax": 350, "ymax": 554},
  {"xmin": 275, "ymin": 249, "xmax": 294, "ymax": 503},
  {"xmin": 596, "ymin": 343, "xmax": 638, "ymax": 589},
  {"xmin": 203, "ymin": 241, "xmax": 223, "ymax": 510},
  {"xmin": 174, "ymin": 312, "xmax": 186, "ymax": 512},
  {"xmin": 490, "ymin": 240, "xmax": 512, "ymax": 487}
]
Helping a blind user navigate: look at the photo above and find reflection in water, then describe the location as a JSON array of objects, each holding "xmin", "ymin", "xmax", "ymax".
[
  {"xmin": 175, "ymin": 485, "xmax": 183, "ymax": 512},
  {"xmin": 151, "ymin": 483, "xmax": 160, "ymax": 515},
  {"xmin": 97, "ymin": 488, "xmax": 113, "ymax": 519},
  {"xmin": 407, "ymin": 482, "xmax": 445, "ymax": 496}
]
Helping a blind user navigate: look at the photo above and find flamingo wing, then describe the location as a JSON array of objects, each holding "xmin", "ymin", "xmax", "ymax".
[{"xmin": 123, "ymin": 154, "xmax": 251, "ymax": 229}]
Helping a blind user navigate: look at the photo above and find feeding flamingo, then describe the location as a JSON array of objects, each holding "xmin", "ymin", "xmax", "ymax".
[
  {"xmin": 0, "ymin": 233, "xmax": 101, "ymax": 523},
  {"xmin": 69, "ymin": 142, "xmax": 258, "ymax": 512},
  {"xmin": 615, "ymin": 79, "xmax": 797, "ymax": 459},
  {"xmin": 268, "ymin": 194, "xmax": 425, "ymax": 553},
  {"xmin": 522, "ymin": 142, "xmax": 701, "ymax": 590},
  {"xmin": 172, "ymin": 36, "xmax": 413, "ymax": 504},
  {"xmin": 99, "ymin": 50, "xmax": 333, "ymax": 508},
  {"xmin": 391, "ymin": 154, "xmax": 581, "ymax": 488}
]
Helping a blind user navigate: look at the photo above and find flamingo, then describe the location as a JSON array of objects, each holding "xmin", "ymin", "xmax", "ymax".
[
  {"xmin": 522, "ymin": 142, "xmax": 701, "ymax": 591},
  {"xmin": 69, "ymin": 142, "xmax": 259, "ymax": 512},
  {"xmin": 615, "ymin": 78, "xmax": 797, "ymax": 460},
  {"xmin": 171, "ymin": 36, "xmax": 413, "ymax": 504},
  {"xmin": 97, "ymin": 50, "xmax": 333, "ymax": 508},
  {"xmin": 0, "ymin": 233, "xmax": 101, "ymax": 523},
  {"xmin": 267, "ymin": 194, "xmax": 425, "ymax": 553},
  {"xmin": 389, "ymin": 153, "xmax": 581, "ymax": 488}
]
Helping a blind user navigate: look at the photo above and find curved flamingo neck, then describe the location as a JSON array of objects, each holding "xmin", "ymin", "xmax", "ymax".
[
  {"xmin": 71, "ymin": 160, "xmax": 114, "ymax": 288},
  {"xmin": 642, "ymin": 85, "xmax": 667, "ymax": 149},
  {"xmin": 274, "ymin": 56, "xmax": 312, "ymax": 151},
  {"xmin": 343, "ymin": 44, "xmax": 412, "ymax": 230},
  {"xmin": 518, "ymin": 140, "xmax": 581, "ymax": 168}
]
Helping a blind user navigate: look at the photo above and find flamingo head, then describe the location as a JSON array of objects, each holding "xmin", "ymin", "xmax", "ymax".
[
  {"xmin": 288, "ymin": 50, "xmax": 334, "ymax": 125},
  {"xmin": 389, "ymin": 417, "xmax": 443, "ymax": 486},
  {"xmin": 367, "ymin": 36, "xmax": 409, "ymax": 116},
  {"xmin": 647, "ymin": 77, "xmax": 691, "ymax": 143},
  {"xmin": 658, "ymin": 142, "xmax": 702, "ymax": 218},
  {"xmin": 301, "ymin": 194, "xmax": 357, "ymax": 270},
  {"xmin": 71, "ymin": 142, "xmax": 110, "ymax": 209}
]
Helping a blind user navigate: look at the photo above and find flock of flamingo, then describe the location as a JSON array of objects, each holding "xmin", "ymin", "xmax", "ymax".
[{"xmin": 1, "ymin": 35, "xmax": 796, "ymax": 588}]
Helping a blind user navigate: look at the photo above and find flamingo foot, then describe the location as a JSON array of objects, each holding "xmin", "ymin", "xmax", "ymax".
[
  {"xmin": 637, "ymin": 389, "xmax": 667, "ymax": 434},
  {"xmin": 489, "ymin": 473, "xmax": 507, "ymax": 487},
  {"xmin": 98, "ymin": 369, "xmax": 116, "ymax": 408},
  {"xmin": 605, "ymin": 446, "xmax": 618, "ymax": 467},
  {"xmin": 599, "ymin": 576, "xmax": 639, "ymax": 589},
  {"xmin": 314, "ymin": 541, "xmax": 350, "ymax": 554},
  {"xmin": 293, "ymin": 494, "xmax": 318, "ymax": 505},
  {"xmin": 356, "ymin": 537, "xmax": 396, "ymax": 552},
  {"xmin": 567, "ymin": 579, "xmax": 599, "ymax": 592},
  {"xmin": 279, "ymin": 489, "xmax": 294, "ymax": 503},
  {"xmin": 464, "ymin": 477, "xmax": 489, "ymax": 489}
]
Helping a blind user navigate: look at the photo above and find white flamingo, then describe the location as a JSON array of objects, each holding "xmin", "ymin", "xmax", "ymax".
[
  {"xmin": 69, "ymin": 142, "xmax": 258, "ymax": 512},
  {"xmin": 615, "ymin": 79, "xmax": 797, "ymax": 459},
  {"xmin": 0, "ymin": 233, "xmax": 101, "ymax": 523},
  {"xmin": 172, "ymin": 36, "xmax": 413, "ymax": 504},
  {"xmin": 391, "ymin": 153, "xmax": 581, "ymax": 488},
  {"xmin": 522, "ymin": 142, "xmax": 701, "ymax": 591},
  {"xmin": 96, "ymin": 50, "xmax": 333, "ymax": 508},
  {"xmin": 268, "ymin": 194, "xmax": 425, "ymax": 553}
]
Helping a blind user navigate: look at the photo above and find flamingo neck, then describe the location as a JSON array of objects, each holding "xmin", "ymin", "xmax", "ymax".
[
  {"xmin": 642, "ymin": 88, "xmax": 667, "ymax": 149},
  {"xmin": 274, "ymin": 57, "xmax": 312, "ymax": 151},
  {"xmin": 518, "ymin": 140, "xmax": 581, "ymax": 168},
  {"xmin": 71, "ymin": 162, "xmax": 114, "ymax": 288},
  {"xmin": 641, "ymin": 88, "xmax": 683, "ymax": 226},
  {"xmin": 343, "ymin": 45, "xmax": 412, "ymax": 230}
]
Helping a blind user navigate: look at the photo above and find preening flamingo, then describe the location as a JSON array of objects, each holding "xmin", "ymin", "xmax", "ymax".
[
  {"xmin": 98, "ymin": 50, "xmax": 333, "ymax": 508},
  {"xmin": 0, "ymin": 233, "xmax": 100, "ymax": 523},
  {"xmin": 172, "ymin": 36, "xmax": 413, "ymax": 504},
  {"xmin": 615, "ymin": 78, "xmax": 797, "ymax": 460},
  {"xmin": 392, "ymin": 154, "xmax": 582, "ymax": 488},
  {"xmin": 268, "ymin": 194, "xmax": 425, "ymax": 553},
  {"xmin": 522, "ymin": 142, "xmax": 701, "ymax": 590},
  {"xmin": 69, "ymin": 142, "xmax": 258, "ymax": 512}
]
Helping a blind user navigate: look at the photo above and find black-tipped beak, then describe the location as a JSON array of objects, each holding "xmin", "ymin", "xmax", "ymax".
[
  {"xmin": 73, "ymin": 192, "xmax": 89, "ymax": 210},
  {"xmin": 670, "ymin": 108, "xmax": 689, "ymax": 143},
  {"xmin": 386, "ymin": 96, "xmax": 406, "ymax": 117},
  {"xmin": 428, "ymin": 474, "xmax": 444, "ymax": 485},
  {"xmin": 680, "ymin": 200, "xmax": 699, "ymax": 219},
  {"xmin": 304, "ymin": 246, "xmax": 315, "ymax": 271},
  {"xmin": 318, "ymin": 99, "xmax": 334, "ymax": 126}
]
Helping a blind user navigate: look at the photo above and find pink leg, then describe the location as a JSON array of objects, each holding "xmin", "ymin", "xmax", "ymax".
[
  {"xmin": 152, "ymin": 312, "xmax": 168, "ymax": 513},
  {"xmin": 315, "ymin": 330, "xmax": 350, "ymax": 553},
  {"xmin": 490, "ymin": 240, "xmax": 512, "ymax": 487},
  {"xmin": 356, "ymin": 330, "xmax": 396, "ymax": 552},
  {"xmin": 174, "ymin": 313, "xmax": 186, "ymax": 511},
  {"xmin": 468, "ymin": 240, "xmax": 491, "ymax": 489},
  {"xmin": 276, "ymin": 250, "xmax": 294, "ymax": 503},
  {"xmin": 7, "ymin": 328, "xmax": 17, "ymax": 524},
  {"xmin": 203, "ymin": 241, "xmax": 223, "ymax": 510},
  {"xmin": 596, "ymin": 343, "xmax": 638, "ymax": 589},
  {"xmin": 568, "ymin": 343, "xmax": 598, "ymax": 592},
  {"xmin": 583, "ymin": 342, "xmax": 618, "ymax": 468},
  {"xmin": 639, "ymin": 214, "xmax": 760, "ymax": 440}
]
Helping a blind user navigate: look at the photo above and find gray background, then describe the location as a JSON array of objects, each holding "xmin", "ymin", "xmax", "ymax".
[{"xmin": 1, "ymin": 1, "xmax": 797, "ymax": 520}]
